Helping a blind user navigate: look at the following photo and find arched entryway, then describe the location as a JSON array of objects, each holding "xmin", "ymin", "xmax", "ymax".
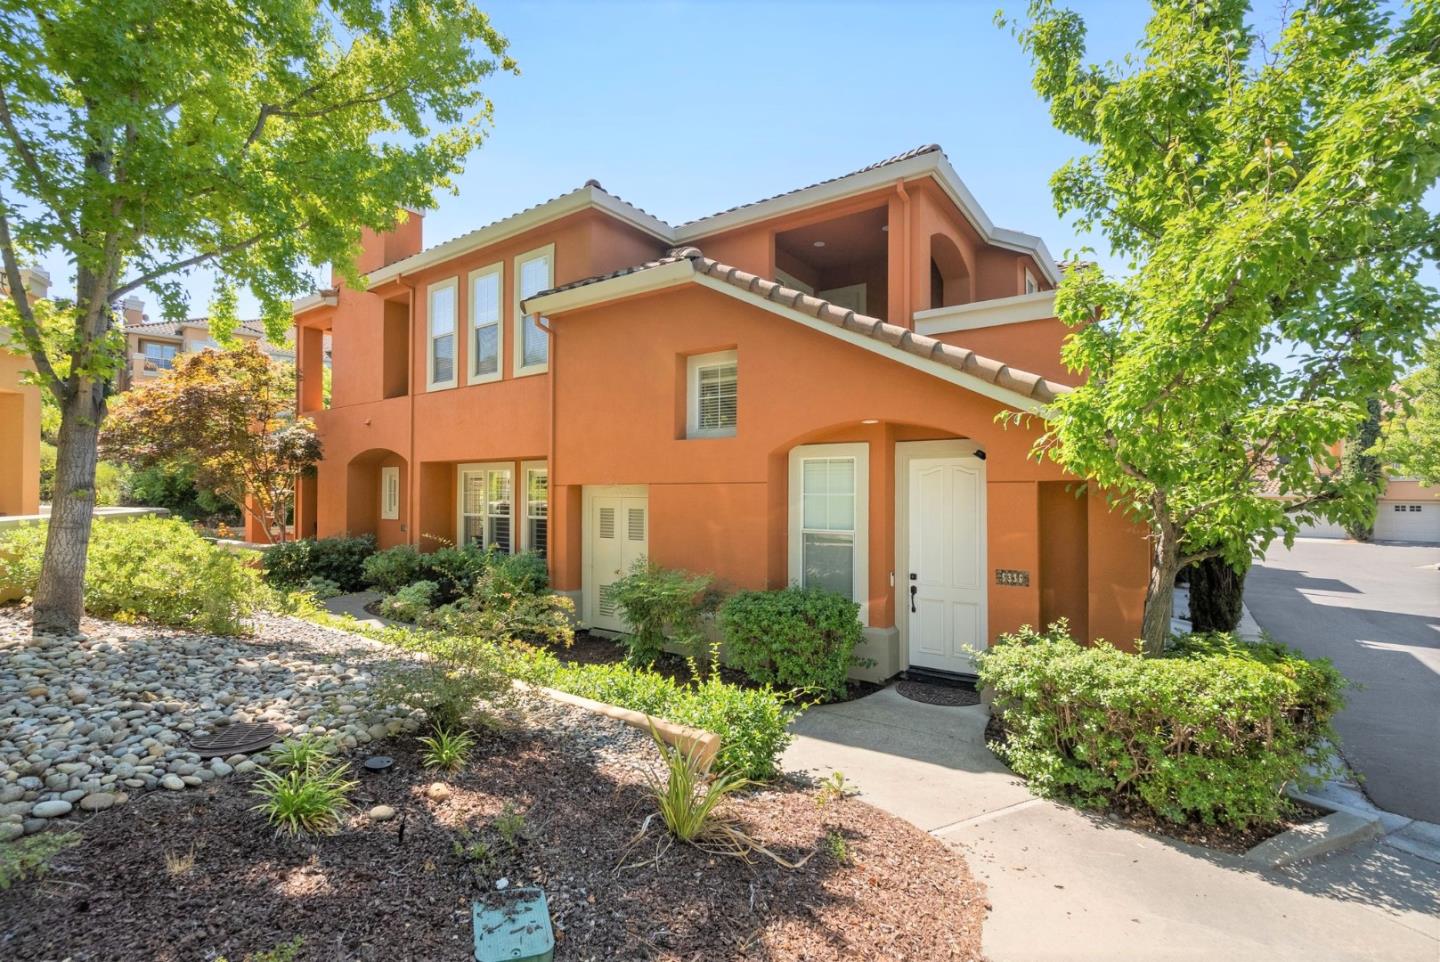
[
  {"xmin": 929, "ymin": 232, "xmax": 972, "ymax": 309},
  {"xmin": 345, "ymin": 448, "xmax": 408, "ymax": 548}
]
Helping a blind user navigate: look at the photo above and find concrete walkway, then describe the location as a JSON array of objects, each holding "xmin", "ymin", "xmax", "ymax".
[
  {"xmin": 784, "ymin": 688, "xmax": 1440, "ymax": 962},
  {"xmin": 322, "ymin": 591, "xmax": 393, "ymax": 629}
]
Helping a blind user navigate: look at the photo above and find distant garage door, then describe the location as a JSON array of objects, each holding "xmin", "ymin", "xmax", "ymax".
[
  {"xmin": 1295, "ymin": 517, "xmax": 1348, "ymax": 539},
  {"xmin": 1374, "ymin": 500, "xmax": 1440, "ymax": 544}
]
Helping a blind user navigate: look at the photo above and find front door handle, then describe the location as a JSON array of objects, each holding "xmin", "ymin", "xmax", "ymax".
[{"xmin": 909, "ymin": 584, "xmax": 917, "ymax": 613}]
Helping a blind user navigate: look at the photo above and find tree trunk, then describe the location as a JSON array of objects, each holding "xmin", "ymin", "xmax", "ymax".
[
  {"xmin": 31, "ymin": 381, "xmax": 106, "ymax": 635},
  {"xmin": 1139, "ymin": 527, "xmax": 1181, "ymax": 657},
  {"xmin": 1188, "ymin": 554, "xmax": 1247, "ymax": 633}
]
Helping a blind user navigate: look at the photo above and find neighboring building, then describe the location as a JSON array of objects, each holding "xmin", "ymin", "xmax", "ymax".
[
  {"xmin": 293, "ymin": 145, "xmax": 1151, "ymax": 677},
  {"xmin": 1277, "ymin": 447, "xmax": 1440, "ymax": 543},
  {"xmin": 0, "ymin": 267, "xmax": 45, "ymax": 517},
  {"xmin": 118, "ymin": 301, "xmax": 297, "ymax": 391}
]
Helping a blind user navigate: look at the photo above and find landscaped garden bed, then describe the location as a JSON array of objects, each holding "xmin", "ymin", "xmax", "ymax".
[{"xmin": 0, "ymin": 690, "xmax": 989, "ymax": 961}]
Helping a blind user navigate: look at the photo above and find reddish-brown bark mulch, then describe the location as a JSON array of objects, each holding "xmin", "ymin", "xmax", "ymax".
[{"xmin": 0, "ymin": 717, "xmax": 987, "ymax": 961}]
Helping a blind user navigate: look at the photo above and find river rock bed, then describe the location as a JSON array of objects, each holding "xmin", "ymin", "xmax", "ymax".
[{"xmin": 0, "ymin": 608, "xmax": 424, "ymax": 839}]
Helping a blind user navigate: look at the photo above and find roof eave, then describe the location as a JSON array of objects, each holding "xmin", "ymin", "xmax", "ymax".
[
  {"xmin": 525, "ymin": 260, "xmax": 1054, "ymax": 416},
  {"xmin": 362, "ymin": 187, "xmax": 676, "ymax": 291}
]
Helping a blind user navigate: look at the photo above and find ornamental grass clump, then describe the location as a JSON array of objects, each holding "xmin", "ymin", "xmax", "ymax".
[
  {"xmin": 976, "ymin": 622, "xmax": 1346, "ymax": 828},
  {"xmin": 251, "ymin": 746, "xmax": 357, "ymax": 837}
]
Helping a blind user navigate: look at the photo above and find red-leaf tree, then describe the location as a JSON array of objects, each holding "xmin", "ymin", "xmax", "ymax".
[{"xmin": 101, "ymin": 343, "xmax": 320, "ymax": 543}]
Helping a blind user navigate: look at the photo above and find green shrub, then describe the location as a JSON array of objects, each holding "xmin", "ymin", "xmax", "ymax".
[
  {"xmin": 122, "ymin": 461, "xmax": 239, "ymax": 524},
  {"xmin": 301, "ymin": 576, "xmax": 343, "ymax": 600},
  {"xmin": 361, "ymin": 544, "xmax": 426, "ymax": 594},
  {"xmin": 719, "ymin": 586, "xmax": 863, "ymax": 699},
  {"xmin": 380, "ymin": 580, "xmax": 438, "ymax": 623},
  {"xmin": 0, "ymin": 517, "xmax": 259, "ymax": 634},
  {"xmin": 261, "ymin": 534, "xmax": 374, "ymax": 591},
  {"xmin": 515, "ymin": 650, "xmax": 798, "ymax": 780},
  {"xmin": 419, "ymin": 544, "xmax": 491, "ymax": 601},
  {"xmin": 976, "ymin": 622, "xmax": 1347, "ymax": 828},
  {"xmin": 420, "ymin": 566, "xmax": 574, "ymax": 647},
  {"xmin": 486, "ymin": 549, "xmax": 549, "ymax": 595},
  {"xmin": 608, "ymin": 559, "xmax": 715, "ymax": 664},
  {"xmin": 376, "ymin": 626, "xmax": 518, "ymax": 730}
]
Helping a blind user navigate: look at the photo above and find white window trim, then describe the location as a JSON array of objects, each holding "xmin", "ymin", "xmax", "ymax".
[
  {"xmin": 426, "ymin": 276, "xmax": 459, "ymax": 391},
  {"xmin": 788, "ymin": 442, "xmax": 869, "ymax": 621},
  {"xmin": 514, "ymin": 243, "xmax": 555, "ymax": 378},
  {"xmin": 686, "ymin": 349, "xmax": 738, "ymax": 439},
  {"xmin": 456, "ymin": 461, "xmax": 515, "ymax": 553},
  {"xmin": 380, "ymin": 466, "xmax": 400, "ymax": 521},
  {"xmin": 520, "ymin": 460, "xmax": 548, "ymax": 554},
  {"xmin": 468, "ymin": 262, "xmax": 504, "ymax": 384},
  {"xmin": 1024, "ymin": 268, "xmax": 1038, "ymax": 295}
]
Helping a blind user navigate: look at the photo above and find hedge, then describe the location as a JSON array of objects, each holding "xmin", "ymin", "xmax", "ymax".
[{"xmin": 976, "ymin": 622, "xmax": 1346, "ymax": 828}]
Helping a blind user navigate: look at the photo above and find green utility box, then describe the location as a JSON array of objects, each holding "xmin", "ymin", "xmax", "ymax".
[{"xmin": 473, "ymin": 887, "xmax": 554, "ymax": 962}]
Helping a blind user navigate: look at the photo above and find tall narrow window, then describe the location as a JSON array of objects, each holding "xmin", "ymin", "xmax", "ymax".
[
  {"xmin": 470, "ymin": 264, "xmax": 502, "ymax": 381},
  {"xmin": 524, "ymin": 465, "xmax": 548, "ymax": 557},
  {"xmin": 801, "ymin": 458, "xmax": 857, "ymax": 597},
  {"xmin": 515, "ymin": 246, "xmax": 553, "ymax": 375},
  {"xmin": 1024, "ymin": 268, "xmax": 1039, "ymax": 295},
  {"xmin": 380, "ymin": 466, "xmax": 400, "ymax": 520},
  {"xmin": 428, "ymin": 278, "xmax": 458, "ymax": 389},
  {"xmin": 458, "ymin": 464, "xmax": 513, "ymax": 553},
  {"xmin": 789, "ymin": 443, "xmax": 868, "ymax": 612},
  {"xmin": 686, "ymin": 350, "xmax": 738, "ymax": 438}
]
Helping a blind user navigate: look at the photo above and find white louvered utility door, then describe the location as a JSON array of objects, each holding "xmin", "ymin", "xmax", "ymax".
[{"xmin": 587, "ymin": 488, "xmax": 648, "ymax": 633}]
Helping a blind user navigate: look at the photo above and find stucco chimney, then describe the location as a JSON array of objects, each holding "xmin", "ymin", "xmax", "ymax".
[
  {"xmin": 17, "ymin": 266, "xmax": 49, "ymax": 300},
  {"xmin": 345, "ymin": 209, "xmax": 426, "ymax": 279},
  {"xmin": 121, "ymin": 297, "xmax": 145, "ymax": 325}
]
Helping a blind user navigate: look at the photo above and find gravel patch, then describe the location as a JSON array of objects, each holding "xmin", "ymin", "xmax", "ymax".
[{"xmin": 0, "ymin": 609, "xmax": 425, "ymax": 833}]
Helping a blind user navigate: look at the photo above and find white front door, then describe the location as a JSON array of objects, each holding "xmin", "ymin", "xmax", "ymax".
[
  {"xmin": 906, "ymin": 456, "xmax": 986, "ymax": 674},
  {"xmin": 585, "ymin": 487, "xmax": 648, "ymax": 632}
]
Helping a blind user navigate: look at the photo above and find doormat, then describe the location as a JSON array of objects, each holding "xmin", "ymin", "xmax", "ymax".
[{"xmin": 894, "ymin": 680, "xmax": 980, "ymax": 707}]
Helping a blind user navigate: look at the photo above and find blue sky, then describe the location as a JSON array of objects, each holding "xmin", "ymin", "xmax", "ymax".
[{"xmin": 31, "ymin": 0, "xmax": 1432, "ymax": 327}]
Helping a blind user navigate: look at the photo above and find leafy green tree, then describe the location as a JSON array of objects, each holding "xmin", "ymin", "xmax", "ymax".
[
  {"xmin": 1340, "ymin": 397, "xmax": 1384, "ymax": 540},
  {"xmin": 0, "ymin": 0, "xmax": 514, "ymax": 633},
  {"xmin": 1004, "ymin": 0, "xmax": 1440, "ymax": 653},
  {"xmin": 1382, "ymin": 333, "xmax": 1440, "ymax": 485}
]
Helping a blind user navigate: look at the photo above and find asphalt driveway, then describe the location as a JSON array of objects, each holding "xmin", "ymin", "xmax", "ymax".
[{"xmin": 1247, "ymin": 539, "xmax": 1440, "ymax": 823}]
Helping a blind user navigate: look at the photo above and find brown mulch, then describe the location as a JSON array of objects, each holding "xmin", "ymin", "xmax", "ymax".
[
  {"xmin": 981, "ymin": 713, "xmax": 1326, "ymax": 855},
  {"xmin": 546, "ymin": 631, "xmax": 887, "ymax": 706},
  {"xmin": 0, "ymin": 728, "xmax": 988, "ymax": 961}
]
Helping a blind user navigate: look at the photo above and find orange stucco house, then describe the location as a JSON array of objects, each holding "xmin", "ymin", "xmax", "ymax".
[{"xmin": 294, "ymin": 145, "xmax": 1149, "ymax": 679}]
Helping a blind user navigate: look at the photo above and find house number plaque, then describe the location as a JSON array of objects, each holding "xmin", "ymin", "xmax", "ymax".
[{"xmin": 995, "ymin": 569, "xmax": 1030, "ymax": 587}]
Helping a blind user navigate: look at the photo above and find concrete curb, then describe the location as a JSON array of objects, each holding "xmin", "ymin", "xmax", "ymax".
[{"xmin": 1243, "ymin": 810, "xmax": 1383, "ymax": 868}]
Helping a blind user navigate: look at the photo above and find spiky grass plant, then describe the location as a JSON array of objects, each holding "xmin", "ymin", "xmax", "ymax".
[
  {"xmin": 645, "ymin": 726, "xmax": 751, "ymax": 844},
  {"xmin": 251, "ymin": 763, "xmax": 357, "ymax": 836},
  {"xmin": 267, "ymin": 735, "xmax": 334, "ymax": 773},
  {"xmin": 418, "ymin": 726, "xmax": 475, "ymax": 772}
]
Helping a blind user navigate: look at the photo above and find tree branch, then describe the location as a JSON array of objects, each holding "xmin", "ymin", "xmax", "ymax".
[
  {"xmin": 0, "ymin": 192, "xmax": 69, "ymax": 403},
  {"xmin": 110, "ymin": 228, "xmax": 283, "ymax": 300},
  {"xmin": 0, "ymin": 88, "xmax": 78, "ymax": 240}
]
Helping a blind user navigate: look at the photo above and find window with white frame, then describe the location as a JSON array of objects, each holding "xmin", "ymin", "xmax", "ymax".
[
  {"xmin": 686, "ymin": 350, "xmax": 738, "ymax": 438},
  {"xmin": 380, "ymin": 466, "xmax": 400, "ymax": 520},
  {"xmin": 515, "ymin": 246, "xmax": 553, "ymax": 375},
  {"xmin": 1024, "ymin": 269, "xmax": 1038, "ymax": 295},
  {"xmin": 470, "ymin": 264, "xmax": 502, "ymax": 381},
  {"xmin": 142, "ymin": 341, "xmax": 178, "ymax": 370},
  {"xmin": 427, "ymin": 278, "xmax": 458, "ymax": 389},
  {"xmin": 523, "ymin": 464, "xmax": 548, "ymax": 557},
  {"xmin": 788, "ymin": 443, "xmax": 868, "ymax": 610},
  {"xmin": 458, "ymin": 464, "xmax": 513, "ymax": 552}
]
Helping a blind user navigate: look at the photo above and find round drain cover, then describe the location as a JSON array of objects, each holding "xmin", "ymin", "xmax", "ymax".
[
  {"xmin": 894, "ymin": 680, "xmax": 980, "ymax": 707},
  {"xmin": 187, "ymin": 722, "xmax": 280, "ymax": 758},
  {"xmin": 363, "ymin": 756, "xmax": 394, "ymax": 771}
]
